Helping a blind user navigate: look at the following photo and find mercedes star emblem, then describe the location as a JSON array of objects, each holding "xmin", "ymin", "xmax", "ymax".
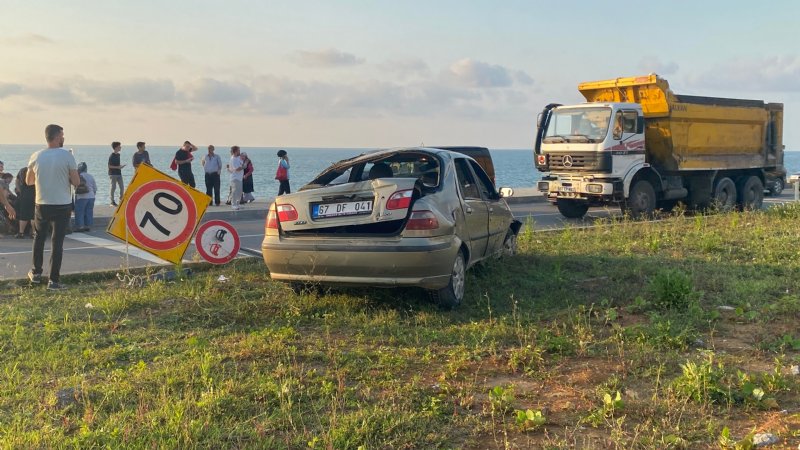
[{"xmin": 563, "ymin": 155, "xmax": 573, "ymax": 167}]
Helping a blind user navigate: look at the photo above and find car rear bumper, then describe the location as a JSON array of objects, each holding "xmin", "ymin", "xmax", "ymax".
[{"xmin": 262, "ymin": 235, "xmax": 460, "ymax": 289}]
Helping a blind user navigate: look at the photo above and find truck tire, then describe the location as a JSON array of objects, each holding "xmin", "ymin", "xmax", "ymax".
[
  {"xmin": 622, "ymin": 180, "xmax": 656, "ymax": 218},
  {"xmin": 737, "ymin": 176, "xmax": 764, "ymax": 210},
  {"xmin": 556, "ymin": 199, "xmax": 589, "ymax": 219},
  {"xmin": 712, "ymin": 177, "xmax": 737, "ymax": 211}
]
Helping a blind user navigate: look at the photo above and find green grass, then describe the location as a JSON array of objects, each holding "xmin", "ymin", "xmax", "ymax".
[{"xmin": 1, "ymin": 206, "xmax": 800, "ymax": 448}]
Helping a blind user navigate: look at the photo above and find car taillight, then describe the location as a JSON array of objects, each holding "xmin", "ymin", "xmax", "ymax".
[
  {"xmin": 386, "ymin": 190, "xmax": 413, "ymax": 210},
  {"xmin": 266, "ymin": 205, "xmax": 278, "ymax": 229},
  {"xmin": 276, "ymin": 204, "xmax": 298, "ymax": 222},
  {"xmin": 405, "ymin": 210, "xmax": 439, "ymax": 230}
]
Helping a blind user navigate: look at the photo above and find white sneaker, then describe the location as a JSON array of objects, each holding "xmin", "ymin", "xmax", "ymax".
[{"xmin": 231, "ymin": 205, "xmax": 240, "ymax": 211}]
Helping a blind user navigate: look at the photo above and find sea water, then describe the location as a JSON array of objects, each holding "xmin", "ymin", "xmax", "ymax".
[{"xmin": 1, "ymin": 144, "xmax": 798, "ymax": 202}]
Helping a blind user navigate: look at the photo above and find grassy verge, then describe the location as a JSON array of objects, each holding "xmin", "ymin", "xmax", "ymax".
[{"xmin": 1, "ymin": 205, "xmax": 799, "ymax": 448}]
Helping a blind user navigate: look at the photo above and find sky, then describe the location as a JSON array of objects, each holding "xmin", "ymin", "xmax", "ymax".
[{"xmin": 1, "ymin": 0, "xmax": 799, "ymax": 149}]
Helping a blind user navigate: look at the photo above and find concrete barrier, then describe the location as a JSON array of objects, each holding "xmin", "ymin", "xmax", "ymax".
[{"xmin": 87, "ymin": 186, "xmax": 545, "ymax": 229}]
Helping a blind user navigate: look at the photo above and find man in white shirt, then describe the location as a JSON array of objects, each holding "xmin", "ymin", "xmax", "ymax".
[
  {"xmin": 227, "ymin": 146, "xmax": 244, "ymax": 211},
  {"xmin": 201, "ymin": 145, "xmax": 223, "ymax": 206},
  {"xmin": 26, "ymin": 124, "xmax": 80, "ymax": 290}
]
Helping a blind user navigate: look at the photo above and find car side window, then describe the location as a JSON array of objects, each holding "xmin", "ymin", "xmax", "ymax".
[
  {"xmin": 454, "ymin": 159, "xmax": 480, "ymax": 199},
  {"xmin": 468, "ymin": 160, "xmax": 496, "ymax": 200}
]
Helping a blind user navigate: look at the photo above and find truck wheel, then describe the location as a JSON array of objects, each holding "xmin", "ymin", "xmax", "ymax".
[
  {"xmin": 712, "ymin": 177, "xmax": 737, "ymax": 211},
  {"xmin": 430, "ymin": 249, "xmax": 466, "ymax": 309},
  {"xmin": 737, "ymin": 176, "xmax": 764, "ymax": 210},
  {"xmin": 556, "ymin": 199, "xmax": 589, "ymax": 219},
  {"xmin": 622, "ymin": 180, "xmax": 656, "ymax": 218}
]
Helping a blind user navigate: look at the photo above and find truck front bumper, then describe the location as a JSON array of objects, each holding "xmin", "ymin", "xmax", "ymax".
[{"xmin": 538, "ymin": 177, "xmax": 623, "ymax": 202}]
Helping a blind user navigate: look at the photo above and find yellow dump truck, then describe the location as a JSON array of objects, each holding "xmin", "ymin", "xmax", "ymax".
[{"xmin": 534, "ymin": 74, "xmax": 785, "ymax": 218}]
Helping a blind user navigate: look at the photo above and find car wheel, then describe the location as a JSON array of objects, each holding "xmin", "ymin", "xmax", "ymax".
[
  {"xmin": 770, "ymin": 178, "xmax": 784, "ymax": 196},
  {"xmin": 500, "ymin": 230, "xmax": 517, "ymax": 258},
  {"xmin": 431, "ymin": 249, "xmax": 466, "ymax": 309}
]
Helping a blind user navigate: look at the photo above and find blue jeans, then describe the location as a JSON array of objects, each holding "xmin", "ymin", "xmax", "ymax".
[{"xmin": 74, "ymin": 197, "xmax": 95, "ymax": 228}]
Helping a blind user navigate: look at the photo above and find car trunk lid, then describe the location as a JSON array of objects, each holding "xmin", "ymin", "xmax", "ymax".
[{"xmin": 277, "ymin": 178, "xmax": 419, "ymax": 233}]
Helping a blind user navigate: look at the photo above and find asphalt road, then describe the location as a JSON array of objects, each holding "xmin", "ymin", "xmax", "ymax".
[{"xmin": 1, "ymin": 190, "xmax": 797, "ymax": 282}]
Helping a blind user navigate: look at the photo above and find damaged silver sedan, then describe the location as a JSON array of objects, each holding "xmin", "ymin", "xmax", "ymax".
[{"xmin": 261, "ymin": 147, "xmax": 521, "ymax": 307}]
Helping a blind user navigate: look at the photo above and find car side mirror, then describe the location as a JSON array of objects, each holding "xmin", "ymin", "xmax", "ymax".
[{"xmin": 499, "ymin": 187, "xmax": 514, "ymax": 198}]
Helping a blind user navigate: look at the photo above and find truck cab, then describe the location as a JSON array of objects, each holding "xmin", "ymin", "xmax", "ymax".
[{"xmin": 536, "ymin": 103, "xmax": 647, "ymax": 217}]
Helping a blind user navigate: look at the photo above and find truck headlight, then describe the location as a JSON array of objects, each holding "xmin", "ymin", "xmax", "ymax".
[
  {"xmin": 586, "ymin": 183, "xmax": 603, "ymax": 194},
  {"xmin": 538, "ymin": 181, "xmax": 549, "ymax": 192}
]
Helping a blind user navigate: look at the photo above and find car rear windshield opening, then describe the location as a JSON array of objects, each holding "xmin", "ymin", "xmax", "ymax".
[{"xmin": 310, "ymin": 152, "xmax": 441, "ymax": 188}]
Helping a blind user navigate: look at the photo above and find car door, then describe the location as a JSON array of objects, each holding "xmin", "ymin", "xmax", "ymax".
[
  {"xmin": 468, "ymin": 159, "xmax": 509, "ymax": 254},
  {"xmin": 454, "ymin": 158, "xmax": 489, "ymax": 260}
]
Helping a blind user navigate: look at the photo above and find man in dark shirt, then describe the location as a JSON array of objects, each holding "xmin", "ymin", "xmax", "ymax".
[
  {"xmin": 108, "ymin": 141, "xmax": 125, "ymax": 206},
  {"xmin": 175, "ymin": 141, "xmax": 196, "ymax": 187},
  {"xmin": 132, "ymin": 141, "xmax": 151, "ymax": 169}
]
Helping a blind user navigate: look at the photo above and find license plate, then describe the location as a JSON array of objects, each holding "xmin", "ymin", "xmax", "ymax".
[
  {"xmin": 557, "ymin": 186, "xmax": 574, "ymax": 192},
  {"xmin": 312, "ymin": 201, "xmax": 373, "ymax": 218}
]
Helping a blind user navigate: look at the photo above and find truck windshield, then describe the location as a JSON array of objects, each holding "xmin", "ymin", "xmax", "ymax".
[{"xmin": 543, "ymin": 107, "xmax": 612, "ymax": 143}]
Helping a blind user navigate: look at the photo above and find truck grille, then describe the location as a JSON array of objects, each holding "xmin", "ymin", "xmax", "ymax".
[{"xmin": 547, "ymin": 152, "xmax": 611, "ymax": 172}]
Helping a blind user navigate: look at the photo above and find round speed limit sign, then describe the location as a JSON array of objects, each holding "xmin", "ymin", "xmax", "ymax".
[{"xmin": 125, "ymin": 180, "xmax": 198, "ymax": 250}]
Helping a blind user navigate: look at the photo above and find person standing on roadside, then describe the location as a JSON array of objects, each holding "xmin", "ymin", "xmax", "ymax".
[
  {"xmin": 132, "ymin": 141, "xmax": 151, "ymax": 170},
  {"xmin": 15, "ymin": 167, "xmax": 35, "ymax": 238},
  {"xmin": 73, "ymin": 162, "xmax": 97, "ymax": 232},
  {"xmin": 227, "ymin": 146, "xmax": 244, "ymax": 210},
  {"xmin": 175, "ymin": 140, "xmax": 196, "ymax": 187},
  {"xmin": 201, "ymin": 145, "xmax": 222, "ymax": 206},
  {"xmin": 276, "ymin": 149, "xmax": 291, "ymax": 195},
  {"xmin": 241, "ymin": 152, "xmax": 255, "ymax": 203},
  {"xmin": 0, "ymin": 171, "xmax": 16, "ymax": 231},
  {"xmin": 108, "ymin": 141, "xmax": 125, "ymax": 206},
  {"xmin": 26, "ymin": 124, "xmax": 79, "ymax": 291}
]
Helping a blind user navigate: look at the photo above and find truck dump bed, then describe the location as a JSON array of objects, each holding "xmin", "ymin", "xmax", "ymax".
[{"xmin": 578, "ymin": 75, "xmax": 783, "ymax": 172}]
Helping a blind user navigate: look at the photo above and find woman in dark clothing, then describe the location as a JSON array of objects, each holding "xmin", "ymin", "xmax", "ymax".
[
  {"xmin": 15, "ymin": 167, "xmax": 35, "ymax": 238},
  {"xmin": 241, "ymin": 152, "xmax": 255, "ymax": 203}
]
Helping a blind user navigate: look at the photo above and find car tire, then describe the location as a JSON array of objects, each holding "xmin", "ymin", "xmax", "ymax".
[
  {"xmin": 768, "ymin": 178, "xmax": 784, "ymax": 196},
  {"xmin": 431, "ymin": 249, "xmax": 466, "ymax": 309}
]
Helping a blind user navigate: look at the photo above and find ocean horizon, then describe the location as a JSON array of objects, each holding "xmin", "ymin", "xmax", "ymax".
[{"xmin": 2, "ymin": 145, "xmax": 798, "ymax": 202}]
